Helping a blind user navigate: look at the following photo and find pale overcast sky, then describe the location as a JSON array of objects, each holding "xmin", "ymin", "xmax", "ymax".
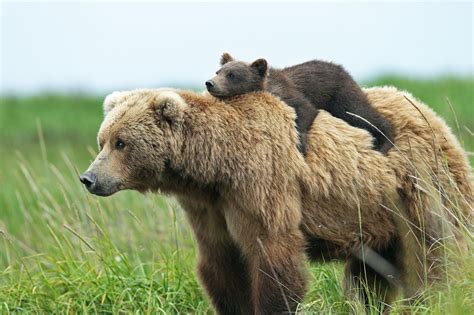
[{"xmin": 1, "ymin": 1, "xmax": 472, "ymax": 94}]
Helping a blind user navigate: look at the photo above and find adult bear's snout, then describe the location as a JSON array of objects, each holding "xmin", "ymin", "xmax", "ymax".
[
  {"xmin": 80, "ymin": 171, "xmax": 97, "ymax": 189},
  {"xmin": 79, "ymin": 168, "xmax": 121, "ymax": 197}
]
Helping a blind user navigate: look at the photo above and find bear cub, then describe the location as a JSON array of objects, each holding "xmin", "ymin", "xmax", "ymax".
[{"xmin": 206, "ymin": 53, "xmax": 394, "ymax": 154}]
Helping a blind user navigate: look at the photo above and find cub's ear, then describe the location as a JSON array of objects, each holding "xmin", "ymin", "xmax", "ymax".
[
  {"xmin": 103, "ymin": 91, "xmax": 129, "ymax": 116},
  {"xmin": 220, "ymin": 52, "xmax": 234, "ymax": 65},
  {"xmin": 251, "ymin": 58, "xmax": 268, "ymax": 77},
  {"xmin": 152, "ymin": 91, "xmax": 188, "ymax": 123}
]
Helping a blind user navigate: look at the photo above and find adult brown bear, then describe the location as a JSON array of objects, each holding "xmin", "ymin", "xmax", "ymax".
[{"xmin": 80, "ymin": 87, "xmax": 472, "ymax": 314}]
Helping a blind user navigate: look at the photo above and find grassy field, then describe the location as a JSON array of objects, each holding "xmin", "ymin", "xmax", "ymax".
[{"xmin": 0, "ymin": 77, "xmax": 473, "ymax": 313}]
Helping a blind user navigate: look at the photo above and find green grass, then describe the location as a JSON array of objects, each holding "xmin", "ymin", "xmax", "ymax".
[{"xmin": 0, "ymin": 76, "xmax": 473, "ymax": 313}]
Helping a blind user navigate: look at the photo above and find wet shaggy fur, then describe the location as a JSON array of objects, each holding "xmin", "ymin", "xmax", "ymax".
[
  {"xmin": 206, "ymin": 53, "xmax": 395, "ymax": 154},
  {"xmin": 83, "ymin": 87, "xmax": 472, "ymax": 314},
  {"xmin": 302, "ymin": 87, "xmax": 473, "ymax": 309}
]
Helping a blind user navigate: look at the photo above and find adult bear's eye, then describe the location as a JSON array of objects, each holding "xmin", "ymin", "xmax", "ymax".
[
  {"xmin": 115, "ymin": 139, "xmax": 125, "ymax": 150},
  {"xmin": 227, "ymin": 72, "xmax": 235, "ymax": 79}
]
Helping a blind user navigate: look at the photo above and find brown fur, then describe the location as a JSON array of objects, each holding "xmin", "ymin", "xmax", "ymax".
[
  {"xmin": 83, "ymin": 89, "xmax": 308, "ymax": 314},
  {"xmin": 206, "ymin": 53, "xmax": 395, "ymax": 154},
  {"xmin": 81, "ymin": 87, "xmax": 473, "ymax": 314},
  {"xmin": 301, "ymin": 86, "xmax": 473, "ymax": 309}
]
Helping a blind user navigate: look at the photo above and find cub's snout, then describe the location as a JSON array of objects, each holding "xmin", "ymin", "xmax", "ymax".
[{"xmin": 205, "ymin": 80, "xmax": 215, "ymax": 89}]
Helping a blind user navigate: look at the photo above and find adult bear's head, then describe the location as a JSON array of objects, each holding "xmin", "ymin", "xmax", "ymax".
[{"xmin": 80, "ymin": 89, "xmax": 187, "ymax": 196}]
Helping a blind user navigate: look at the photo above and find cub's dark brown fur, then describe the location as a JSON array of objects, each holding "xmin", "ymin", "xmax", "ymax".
[{"xmin": 206, "ymin": 53, "xmax": 394, "ymax": 154}]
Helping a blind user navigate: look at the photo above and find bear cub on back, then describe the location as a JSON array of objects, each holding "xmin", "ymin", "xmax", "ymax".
[{"xmin": 206, "ymin": 53, "xmax": 394, "ymax": 154}]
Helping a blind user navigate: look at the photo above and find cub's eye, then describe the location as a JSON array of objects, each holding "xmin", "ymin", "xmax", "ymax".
[
  {"xmin": 115, "ymin": 139, "xmax": 125, "ymax": 150},
  {"xmin": 227, "ymin": 72, "xmax": 235, "ymax": 79},
  {"xmin": 99, "ymin": 142, "xmax": 104, "ymax": 150}
]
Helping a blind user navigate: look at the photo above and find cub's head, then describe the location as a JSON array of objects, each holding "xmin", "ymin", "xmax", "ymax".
[
  {"xmin": 80, "ymin": 89, "xmax": 187, "ymax": 196},
  {"xmin": 205, "ymin": 53, "xmax": 268, "ymax": 98}
]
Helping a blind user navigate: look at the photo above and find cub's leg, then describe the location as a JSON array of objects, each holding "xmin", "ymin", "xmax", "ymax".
[
  {"xmin": 277, "ymin": 93, "xmax": 318, "ymax": 155},
  {"xmin": 330, "ymin": 91, "xmax": 395, "ymax": 154},
  {"xmin": 184, "ymin": 204, "xmax": 252, "ymax": 315}
]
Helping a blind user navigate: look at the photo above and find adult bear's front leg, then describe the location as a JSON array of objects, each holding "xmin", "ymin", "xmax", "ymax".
[
  {"xmin": 225, "ymin": 210, "xmax": 308, "ymax": 314},
  {"xmin": 197, "ymin": 240, "xmax": 252, "ymax": 315},
  {"xmin": 182, "ymin": 201, "xmax": 253, "ymax": 315}
]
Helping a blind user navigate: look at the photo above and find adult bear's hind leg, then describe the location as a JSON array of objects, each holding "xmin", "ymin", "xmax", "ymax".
[
  {"xmin": 344, "ymin": 257, "xmax": 399, "ymax": 313},
  {"xmin": 343, "ymin": 239, "xmax": 401, "ymax": 314}
]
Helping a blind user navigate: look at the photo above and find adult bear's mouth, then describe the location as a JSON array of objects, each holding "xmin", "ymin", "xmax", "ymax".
[{"xmin": 87, "ymin": 188, "xmax": 117, "ymax": 197}]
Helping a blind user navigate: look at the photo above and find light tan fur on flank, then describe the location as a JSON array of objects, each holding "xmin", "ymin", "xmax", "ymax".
[
  {"xmin": 84, "ymin": 87, "xmax": 473, "ymax": 314},
  {"xmin": 302, "ymin": 86, "xmax": 473, "ymax": 308}
]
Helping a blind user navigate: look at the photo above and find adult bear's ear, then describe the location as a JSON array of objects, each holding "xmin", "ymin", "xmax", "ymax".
[
  {"xmin": 103, "ymin": 91, "xmax": 129, "ymax": 116},
  {"xmin": 220, "ymin": 52, "xmax": 234, "ymax": 65},
  {"xmin": 153, "ymin": 91, "xmax": 188, "ymax": 124},
  {"xmin": 251, "ymin": 58, "xmax": 268, "ymax": 77}
]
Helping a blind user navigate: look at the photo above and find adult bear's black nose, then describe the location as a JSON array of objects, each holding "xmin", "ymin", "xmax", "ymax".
[
  {"xmin": 205, "ymin": 80, "xmax": 215, "ymax": 89},
  {"xmin": 80, "ymin": 172, "xmax": 97, "ymax": 189}
]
